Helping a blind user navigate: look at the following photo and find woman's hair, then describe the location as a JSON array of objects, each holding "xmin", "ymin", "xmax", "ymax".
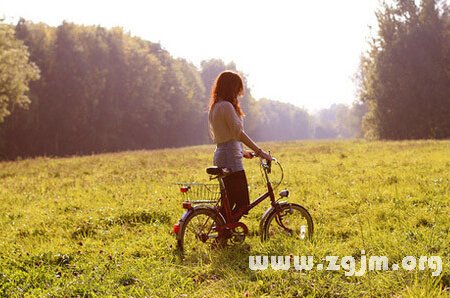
[{"xmin": 209, "ymin": 70, "xmax": 245, "ymax": 117}]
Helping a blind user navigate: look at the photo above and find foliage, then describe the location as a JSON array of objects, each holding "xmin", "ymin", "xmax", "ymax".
[
  {"xmin": 313, "ymin": 103, "xmax": 367, "ymax": 139},
  {"xmin": 0, "ymin": 140, "xmax": 448, "ymax": 296},
  {"xmin": 0, "ymin": 22, "xmax": 40, "ymax": 123},
  {"xmin": 358, "ymin": 0, "xmax": 450, "ymax": 139},
  {"xmin": 256, "ymin": 98, "xmax": 312, "ymax": 141},
  {"xmin": 0, "ymin": 20, "xmax": 208, "ymax": 158},
  {"xmin": 0, "ymin": 20, "xmax": 366, "ymax": 159}
]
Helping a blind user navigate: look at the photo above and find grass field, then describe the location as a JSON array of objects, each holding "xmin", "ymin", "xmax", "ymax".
[{"xmin": 0, "ymin": 140, "xmax": 449, "ymax": 297}]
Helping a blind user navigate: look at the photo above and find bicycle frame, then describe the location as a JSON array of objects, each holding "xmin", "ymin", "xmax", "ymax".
[
  {"xmin": 216, "ymin": 159, "xmax": 278, "ymax": 224},
  {"xmin": 174, "ymin": 156, "xmax": 313, "ymax": 251}
]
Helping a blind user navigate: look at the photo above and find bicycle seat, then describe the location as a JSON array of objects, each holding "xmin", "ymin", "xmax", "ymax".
[{"xmin": 206, "ymin": 166, "xmax": 231, "ymax": 176}]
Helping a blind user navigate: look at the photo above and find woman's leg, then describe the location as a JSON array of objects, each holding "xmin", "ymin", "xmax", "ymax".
[{"xmin": 223, "ymin": 170, "xmax": 250, "ymax": 217}]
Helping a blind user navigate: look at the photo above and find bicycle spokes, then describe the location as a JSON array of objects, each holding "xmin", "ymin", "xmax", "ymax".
[
  {"xmin": 190, "ymin": 214, "xmax": 215, "ymax": 241},
  {"xmin": 275, "ymin": 212, "xmax": 294, "ymax": 235},
  {"xmin": 263, "ymin": 203, "xmax": 314, "ymax": 241}
]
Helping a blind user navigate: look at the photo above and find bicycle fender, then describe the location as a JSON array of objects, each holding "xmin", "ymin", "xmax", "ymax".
[
  {"xmin": 178, "ymin": 205, "xmax": 225, "ymax": 227},
  {"xmin": 259, "ymin": 201, "xmax": 290, "ymax": 241}
]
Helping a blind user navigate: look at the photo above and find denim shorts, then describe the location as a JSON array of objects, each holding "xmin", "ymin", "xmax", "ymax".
[{"xmin": 213, "ymin": 140, "xmax": 244, "ymax": 172}]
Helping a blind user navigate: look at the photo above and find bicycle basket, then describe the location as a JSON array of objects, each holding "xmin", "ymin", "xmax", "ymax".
[{"xmin": 175, "ymin": 182, "xmax": 221, "ymax": 204}]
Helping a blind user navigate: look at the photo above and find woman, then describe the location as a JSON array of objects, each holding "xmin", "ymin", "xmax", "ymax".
[{"xmin": 208, "ymin": 70, "xmax": 272, "ymax": 220}]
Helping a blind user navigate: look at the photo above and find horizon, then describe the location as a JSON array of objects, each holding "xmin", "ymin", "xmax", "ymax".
[{"xmin": 2, "ymin": 0, "xmax": 379, "ymax": 112}]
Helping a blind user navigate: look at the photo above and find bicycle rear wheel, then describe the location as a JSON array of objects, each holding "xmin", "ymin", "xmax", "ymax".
[
  {"xmin": 262, "ymin": 203, "xmax": 313, "ymax": 241},
  {"xmin": 177, "ymin": 207, "xmax": 226, "ymax": 256}
]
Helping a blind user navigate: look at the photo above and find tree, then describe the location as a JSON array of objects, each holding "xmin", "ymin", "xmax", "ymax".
[
  {"xmin": 313, "ymin": 103, "xmax": 366, "ymax": 139},
  {"xmin": 358, "ymin": 0, "xmax": 450, "ymax": 139},
  {"xmin": 257, "ymin": 98, "xmax": 312, "ymax": 141},
  {"xmin": 1, "ymin": 19, "xmax": 55, "ymax": 156},
  {"xmin": 0, "ymin": 22, "xmax": 40, "ymax": 123}
]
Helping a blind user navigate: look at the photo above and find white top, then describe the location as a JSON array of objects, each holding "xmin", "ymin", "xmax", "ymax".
[{"xmin": 208, "ymin": 100, "xmax": 243, "ymax": 144}]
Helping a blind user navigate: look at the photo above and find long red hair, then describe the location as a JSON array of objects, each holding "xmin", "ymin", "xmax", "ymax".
[{"xmin": 208, "ymin": 71, "xmax": 245, "ymax": 117}]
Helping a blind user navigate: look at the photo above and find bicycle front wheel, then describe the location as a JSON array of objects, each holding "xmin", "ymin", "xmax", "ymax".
[
  {"xmin": 262, "ymin": 203, "xmax": 313, "ymax": 241},
  {"xmin": 177, "ymin": 207, "xmax": 225, "ymax": 256}
]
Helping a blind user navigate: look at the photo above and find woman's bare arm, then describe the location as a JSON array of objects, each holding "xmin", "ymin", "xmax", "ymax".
[{"xmin": 239, "ymin": 131, "xmax": 272, "ymax": 160}]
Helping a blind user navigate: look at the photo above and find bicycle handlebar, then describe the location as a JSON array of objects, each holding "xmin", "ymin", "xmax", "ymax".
[
  {"xmin": 258, "ymin": 153, "xmax": 284, "ymax": 189},
  {"xmin": 261, "ymin": 157, "xmax": 273, "ymax": 174},
  {"xmin": 251, "ymin": 151, "xmax": 274, "ymax": 171}
]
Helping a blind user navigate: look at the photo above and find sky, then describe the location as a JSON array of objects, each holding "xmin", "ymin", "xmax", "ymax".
[{"xmin": 2, "ymin": 0, "xmax": 380, "ymax": 112}]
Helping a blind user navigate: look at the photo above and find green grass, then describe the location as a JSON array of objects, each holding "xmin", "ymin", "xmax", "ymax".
[{"xmin": 0, "ymin": 140, "xmax": 449, "ymax": 297}]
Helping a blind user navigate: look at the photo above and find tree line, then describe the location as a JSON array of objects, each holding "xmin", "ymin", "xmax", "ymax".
[
  {"xmin": 0, "ymin": 19, "xmax": 361, "ymax": 159},
  {"xmin": 1, "ymin": 0, "xmax": 448, "ymax": 159}
]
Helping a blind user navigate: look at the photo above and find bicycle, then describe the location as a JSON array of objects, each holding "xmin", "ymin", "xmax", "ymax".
[{"xmin": 173, "ymin": 156, "xmax": 314, "ymax": 254}]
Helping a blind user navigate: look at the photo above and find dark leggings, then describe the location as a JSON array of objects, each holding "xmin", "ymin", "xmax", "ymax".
[{"xmin": 222, "ymin": 170, "xmax": 250, "ymax": 216}]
